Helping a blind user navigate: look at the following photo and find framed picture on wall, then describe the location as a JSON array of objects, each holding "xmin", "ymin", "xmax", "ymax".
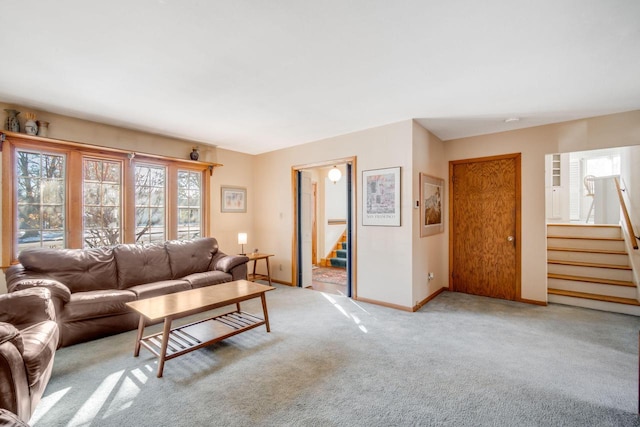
[
  {"xmin": 420, "ymin": 173, "xmax": 444, "ymax": 237},
  {"xmin": 363, "ymin": 167, "xmax": 401, "ymax": 226},
  {"xmin": 221, "ymin": 186, "xmax": 247, "ymax": 213}
]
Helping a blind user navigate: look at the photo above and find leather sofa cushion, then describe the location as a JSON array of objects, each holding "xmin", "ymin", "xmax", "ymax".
[
  {"xmin": 127, "ymin": 280, "xmax": 191, "ymax": 300},
  {"xmin": 20, "ymin": 321, "xmax": 58, "ymax": 387},
  {"xmin": 63, "ymin": 290, "xmax": 137, "ymax": 322},
  {"xmin": 183, "ymin": 271, "xmax": 231, "ymax": 289},
  {"xmin": 18, "ymin": 247, "xmax": 117, "ymax": 293},
  {"xmin": 113, "ymin": 243, "xmax": 172, "ymax": 289},
  {"xmin": 165, "ymin": 238, "xmax": 218, "ymax": 279}
]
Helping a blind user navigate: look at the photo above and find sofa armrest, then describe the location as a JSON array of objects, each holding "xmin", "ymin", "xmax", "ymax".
[
  {"xmin": 0, "ymin": 288, "xmax": 57, "ymax": 326},
  {"xmin": 0, "ymin": 323, "xmax": 23, "ymax": 354},
  {"xmin": 213, "ymin": 254, "xmax": 249, "ymax": 274},
  {"xmin": 8, "ymin": 279, "xmax": 71, "ymax": 304},
  {"xmin": 0, "ymin": 341, "xmax": 30, "ymax": 423}
]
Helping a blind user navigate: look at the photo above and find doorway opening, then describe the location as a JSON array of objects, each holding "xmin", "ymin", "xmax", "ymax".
[
  {"xmin": 545, "ymin": 147, "xmax": 626, "ymax": 225},
  {"xmin": 292, "ymin": 157, "xmax": 356, "ymax": 297}
]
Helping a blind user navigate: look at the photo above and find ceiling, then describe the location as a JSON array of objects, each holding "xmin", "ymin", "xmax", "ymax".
[{"xmin": 2, "ymin": 1, "xmax": 639, "ymax": 155}]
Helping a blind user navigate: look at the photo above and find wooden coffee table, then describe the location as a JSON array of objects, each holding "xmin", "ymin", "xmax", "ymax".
[{"xmin": 126, "ymin": 280, "xmax": 275, "ymax": 377}]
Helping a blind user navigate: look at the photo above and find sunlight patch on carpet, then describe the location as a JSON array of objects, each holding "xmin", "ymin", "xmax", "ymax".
[
  {"xmin": 67, "ymin": 370, "xmax": 126, "ymax": 426},
  {"xmin": 29, "ymin": 387, "xmax": 70, "ymax": 426},
  {"xmin": 321, "ymin": 292, "xmax": 368, "ymax": 333}
]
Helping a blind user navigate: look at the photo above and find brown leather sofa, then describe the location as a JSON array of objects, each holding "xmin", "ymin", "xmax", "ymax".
[
  {"xmin": 0, "ymin": 287, "xmax": 59, "ymax": 425},
  {"xmin": 5, "ymin": 237, "xmax": 248, "ymax": 348}
]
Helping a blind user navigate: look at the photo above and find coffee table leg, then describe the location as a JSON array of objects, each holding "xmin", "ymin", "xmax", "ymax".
[
  {"xmin": 236, "ymin": 302, "xmax": 241, "ymax": 312},
  {"xmin": 157, "ymin": 317, "xmax": 172, "ymax": 378},
  {"xmin": 134, "ymin": 315, "xmax": 145, "ymax": 357},
  {"xmin": 261, "ymin": 293, "xmax": 271, "ymax": 333},
  {"xmin": 265, "ymin": 258, "xmax": 272, "ymax": 286}
]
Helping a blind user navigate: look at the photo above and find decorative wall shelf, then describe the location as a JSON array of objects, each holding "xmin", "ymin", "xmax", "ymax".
[{"xmin": 0, "ymin": 130, "xmax": 223, "ymax": 173}]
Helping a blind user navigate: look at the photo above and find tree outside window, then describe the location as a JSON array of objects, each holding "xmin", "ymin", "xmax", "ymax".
[
  {"xmin": 83, "ymin": 158, "xmax": 122, "ymax": 248},
  {"xmin": 135, "ymin": 164, "xmax": 167, "ymax": 244},
  {"xmin": 16, "ymin": 150, "xmax": 66, "ymax": 252}
]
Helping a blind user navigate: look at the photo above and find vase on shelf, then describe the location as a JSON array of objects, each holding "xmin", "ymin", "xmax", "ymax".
[
  {"xmin": 37, "ymin": 121, "xmax": 49, "ymax": 137},
  {"xmin": 4, "ymin": 109, "xmax": 20, "ymax": 132},
  {"xmin": 190, "ymin": 147, "xmax": 200, "ymax": 161}
]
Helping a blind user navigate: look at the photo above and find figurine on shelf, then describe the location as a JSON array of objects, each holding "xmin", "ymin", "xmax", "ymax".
[
  {"xmin": 22, "ymin": 112, "xmax": 38, "ymax": 135},
  {"xmin": 190, "ymin": 147, "xmax": 199, "ymax": 161}
]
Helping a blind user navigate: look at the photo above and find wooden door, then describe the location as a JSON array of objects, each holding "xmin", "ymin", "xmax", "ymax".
[{"xmin": 450, "ymin": 154, "xmax": 521, "ymax": 301}]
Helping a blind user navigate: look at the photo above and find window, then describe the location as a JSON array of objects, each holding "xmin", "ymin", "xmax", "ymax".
[
  {"xmin": 177, "ymin": 170, "xmax": 202, "ymax": 239},
  {"xmin": 2, "ymin": 135, "xmax": 212, "ymax": 264},
  {"xmin": 83, "ymin": 158, "xmax": 122, "ymax": 248},
  {"xmin": 16, "ymin": 149, "xmax": 66, "ymax": 253},
  {"xmin": 135, "ymin": 164, "xmax": 167, "ymax": 244}
]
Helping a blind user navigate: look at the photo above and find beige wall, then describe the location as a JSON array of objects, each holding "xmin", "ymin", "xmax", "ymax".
[
  {"xmin": 411, "ymin": 122, "xmax": 448, "ymax": 306},
  {"xmin": 444, "ymin": 110, "xmax": 640, "ymax": 302},
  {"xmin": 209, "ymin": 148, "xmax": 255, "ymax": 255},
  {"xmin": 253, "ymin": 120, "xmax": 417, "ymax": 307}
]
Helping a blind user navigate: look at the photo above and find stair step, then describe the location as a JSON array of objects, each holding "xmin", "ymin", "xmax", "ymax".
[
  {"xmin": 548, "ymin": 262, "xmax": 633, "ymax": 282},
  {"xmin": 548, "ymin": 288, "xmax": 640, "ymax": 306},
  {"xmin": 547, "ymin": 259, "xmax": 631, "ymax": 270},
  {"xmin": 329, "ymin": 257, "xmax": 347, "ymax": 268},
  {"xmin": 548, "ymin": 275, "xmax": 637, "ymax": 299},
  {"xmin": 336, "ymin": 249, "xmax": 347, "ymax": 259},
  {"xmin": 547, "ymin": 248, "xmax": 629, "ymax": 266},
  {"xmin": 546, "ymin": 237, "xmax": 626, "ymax": 251},
  {"xmin": 547, "ymin": 273, "xmax": 635, "ymax": 287},
  {"xmin": 547, "ymin": 247, "xmax": 627, "ymax": 255},
  {"xmin": 548, "ymin": 293, "xmax": 640, "ymax": 316},
  {"xmin": 547, "ymin": 224, "xmax": 622, "ymax": 239}
]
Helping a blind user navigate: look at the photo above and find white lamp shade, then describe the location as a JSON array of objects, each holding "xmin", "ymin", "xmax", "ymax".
[
  {"xmin": 328, "ymin": 167, "xmax": 342, "ymax": 183},
  {"xmin": 237, "ymin": 233, "xmax": 247, "ymax": 245}
]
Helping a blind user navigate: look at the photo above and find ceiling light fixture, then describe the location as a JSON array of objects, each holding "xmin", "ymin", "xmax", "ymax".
[{"xmin": 328, "ymin": 166, "xmax": 342, "ymax": 184}]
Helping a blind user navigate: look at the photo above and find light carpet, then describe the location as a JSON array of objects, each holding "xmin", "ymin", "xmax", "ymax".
[{"xmin": 30, "ymin": 284, "xmax": 640, "ymax": 426}]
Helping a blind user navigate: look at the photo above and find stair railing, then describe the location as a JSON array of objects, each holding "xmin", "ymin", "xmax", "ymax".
[{"xmin": 614, "ymin": 178, "xmax": 639, "ymax": 250}]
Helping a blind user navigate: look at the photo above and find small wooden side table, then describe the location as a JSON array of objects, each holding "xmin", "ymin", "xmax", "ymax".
[{"xmin": 246, "ymin": 253, "xmax": 274, "ymax": 286}]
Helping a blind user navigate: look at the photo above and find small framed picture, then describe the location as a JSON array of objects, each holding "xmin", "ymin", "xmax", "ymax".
[
  {"xmin": 221, "ymin": 186, "xmax": 247, "ymax": 213},
  {"xmin": 420, "ymin": 173, "xmax": 444, "ymax": 237},
  {"xmin": 363, "ymin": 167, "xmax": 401, "ymax": 226}
]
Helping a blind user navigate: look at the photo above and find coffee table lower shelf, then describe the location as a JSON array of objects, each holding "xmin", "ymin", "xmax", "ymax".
[{"xmin": 139, "ymin": 311, "xmax": 266, "ymax": 363}]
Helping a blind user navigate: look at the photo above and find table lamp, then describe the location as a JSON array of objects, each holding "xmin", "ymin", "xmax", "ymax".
[{"xmin": 238, "ymin": 232, "xmax": 247, "ymax": 255}]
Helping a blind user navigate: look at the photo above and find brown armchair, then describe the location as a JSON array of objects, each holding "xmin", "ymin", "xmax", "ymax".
[{"xmin": 0, "ymin": 287, "xmax": 59, "ymax": 424}]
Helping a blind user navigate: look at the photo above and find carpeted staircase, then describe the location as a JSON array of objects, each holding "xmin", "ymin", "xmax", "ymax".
[
  {"xmin": 320, "ymin": 232, "xmax": 347, "ymax": 268},
  {"xmin": 330, "ymin": 241, "xmax": 347, "ymax": 268}
]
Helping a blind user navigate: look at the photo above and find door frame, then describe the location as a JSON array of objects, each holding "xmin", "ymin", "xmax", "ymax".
[
  {"xmin": 291, "ymin": 156, "xmax": 357, "ymax": 297},
  {"xmin": 312, "ymin": 182, "xmax": 317, "ymax": 265},
  {"xmin": 448, "ymin": 153, "xmax": 522, "ymax": 301}
]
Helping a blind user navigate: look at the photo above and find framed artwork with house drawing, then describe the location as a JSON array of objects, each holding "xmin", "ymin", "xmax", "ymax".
[{"xmin": 420, "ymin": 173, "xmax": 444, "ymax": 237}]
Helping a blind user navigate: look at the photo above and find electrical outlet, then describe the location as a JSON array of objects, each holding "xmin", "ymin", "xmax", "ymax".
[{"xmin": 427, "ymin": 272, "xmax": 434, "ymax": 281}]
